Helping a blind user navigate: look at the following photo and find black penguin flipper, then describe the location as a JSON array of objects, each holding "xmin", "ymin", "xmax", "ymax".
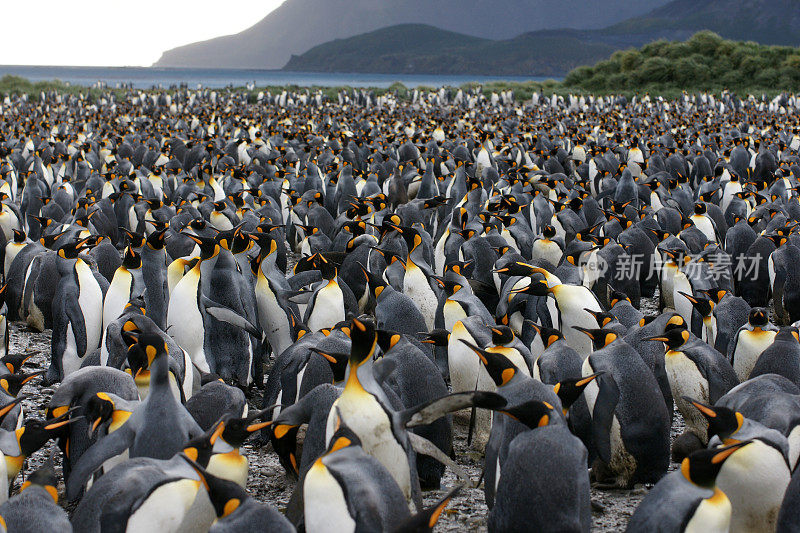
[
  {"xmin": 66, "ymin": 297, "xmax": 89, "ymax": 360},
  {"xmin": 201, "ymin": 296, "xmax": 260, "ymax": 338},
  {"xmin": 400, "ymin": 391, "xmax": 507, "ymax": 428},
  {"xmin": 66, "ymin": 425, "xmax": 136, "ymax": 501},
  {"xmin": 591, "ymin": 373, "xmax": 620, "ymax": 465}
]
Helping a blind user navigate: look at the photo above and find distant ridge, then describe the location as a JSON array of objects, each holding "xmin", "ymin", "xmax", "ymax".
[
  {"xmin": 281, "ymin": 0, "xmax": 800, "ymax": 76},
  {"xmin": 153, "ymin": 0, "xmax": 668, "ymax": 69}
]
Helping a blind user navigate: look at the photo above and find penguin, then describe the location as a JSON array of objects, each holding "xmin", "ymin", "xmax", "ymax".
[
  {"xmin": 301, "ymin": 258, "xmax": 346, "ymax": 332},
  {"xmin": 204, "ymin": 470, "xmax": 294, "ymax": 533},
  {"xmin": 66, "ymin": 333, "xmax": 204, "ymax": 500},
  {"xmin": 100, "ymin": 247, "xmax": 144, "ymax": 358},
  {"xmin": 728, "ymin": 307, "xmax": 777, "ymax": 381},
  {"xmin": 696, "ymin": 401, "xmax": 794, "ymax": 533},
  {"xmin": 577, "ymin": 327, "xmax": 671, "ymax": 487},
  {"xmin": 303, "ymin": 425, "xmax": 410, "ymax": 533},
  {"xmin": 0, "ymin": 465, "xmax": 72, "ymax": 532},
  {"xmin": 626, "ymin": 442, "xmax": 750, "ymax": 533},
  {"xmin": 749, "ymin": 327, "xmax": 800, "ymax": 386},
  {"xmin": 488, "ymin": 401, "xmax": 592, "ymax": 533},
  {"xmin": 46, "ymin": 366, "xmax": 139, "ymax": 481},
  {"xmin": 48, "ymin": 240, "xmax": 105, "ymax": 382},
  {"xmin": 397, "ymin": 226, "xmax": 440, "ymax": 331},
  {"xmin": 645, "ymin": 324, "xmax": 738, "ymax": 458}
]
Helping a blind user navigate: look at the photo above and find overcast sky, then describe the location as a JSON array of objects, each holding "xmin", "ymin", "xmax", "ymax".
[{"xmin": 1, "ymin": 0, "xmax": 285, "ymax": 66}]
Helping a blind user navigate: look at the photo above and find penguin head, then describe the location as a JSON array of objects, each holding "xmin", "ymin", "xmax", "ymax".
[
  {"xmin": 56, "ymin": 239, "xmax": 90, "ymax": 260},
  {"xmin": 0, "ymin": 371, "xmax": 42, "ymax": 396},
  {"xmin": 183, "ymin": 233, "xmax": 219, "ymax": 259},
  {"xmin": 122, "ymin": 229, "xmax": 145, "ymax": 249},
  {"xmin": 247, "ymin": 230, "xmax": 279, "ymax": 259},
  {"xmin": 21, "ymin": 464, "xmax": 58, "ymax": 503},
  {"xmin": 202, "ymin": 469, "xmax": 250, "ymax": 520},
  {"xmin": 85, "ymin": 392, "xmax": 116, "ymax": 436},
  {"xmin": 553, "ymin": 373, "xmax": 603, "ymax": 415},
  {"xmin": 0, "ymin": 351, "xmax": 34, "ymax": 375},
  {"xmin": 310, "ymin": 347, "xmax": 349, "ymax": 383},
  {"xmin": 325, "ymin": 424, "xmax": 362, "ymax": 456},
  {"xmin": 497, "ymin": 400, "xmax": 553, "ymax": 429},
  {"xmin": 121, "ymin": 247, "xmax": 142, "ymax": 270},
  {"xmin": 748, "ymin": 307, "xmax": 769, "ymax": 327},
  {"xmin": 527, "ymin": 321, "xmax": 563, "ymax": 348},
  {"xmin": 126, "ymin": 333, "xmax": 169, "ymax": 378},
  {"xmin": 349, "ymin": 317, "xmax": 377, "ymax": 367},
  {"xmin": 459, "ymin": 340, "xmax": 518, "ymax": 387},
  {"xmin": 419, "ymin": 329, "xmax": 450, "ymax": 347},
  {"xmin": 584, "ymin": 309, "xmax": 617, "ymax": 329},
  {"xmin": 145, "ymin": 223, "xmax": 169, "ymax": 250},
  {"xmin": 685, "ymin": 398, "xmax": 744, "ymax": 441},
  {"xmin": 678, "ymin": 292, "xmax": 714, "ymax": 317},
  {"xmin": 488, "ymin": 325, "xmax": 515, "ymax": 346},
  {"xmin": 572, "ymin": 326, "xmax": 618, "ymax": 351},
  {"xmin": 359, "ymin": 263, "xmax": 387, "ymax": 298},
  {"xmin": 509, "ymin": 276, "xmax": 549, "ymax": 298},
  {"xmin": 17, "ymin": 412, "xmax": 76, "ymax": 459},
  {"xmin": 396, "ymin": 226, "xmax": 423, "ymax": 254},
  {"xmin": 645, "ymin": 325, "xmax": 690, "ymax": 351},
  {"xmin": 11, "ymin": 229, "xmax": 26, "ymax": 243},
  {"xmin": 680, "ymin": 441, "xmax": 751, "ymax": 488},
  {"xmin": 542, "ymin": 224, "xmax": 556, "ymax": 240}
]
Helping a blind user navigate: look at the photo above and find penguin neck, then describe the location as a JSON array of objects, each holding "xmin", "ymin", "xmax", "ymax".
[{"xmin": 148, "ymin": 355, "xmax": 171, "ymax": 391}]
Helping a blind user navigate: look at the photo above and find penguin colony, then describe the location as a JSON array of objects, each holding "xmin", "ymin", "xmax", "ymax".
[{"xmin": 0, "ymin": 86, "xmax": 796, "ymax": 533}]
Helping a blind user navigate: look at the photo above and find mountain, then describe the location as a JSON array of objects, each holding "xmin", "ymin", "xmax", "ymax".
[
  {"xmin": 284, "ymin": 25, "xmax": 620, "ymax": 76},
  {"xmin": 153, "ymin": 0, "xmax": 668, "ymax": 69},
  {"xmin": 282, "ymin": 0, "xmax": 800, "ymax": 76},
  {"xmin": 606, "ymin": 0, "xmax": 800, "ymax": 46}
]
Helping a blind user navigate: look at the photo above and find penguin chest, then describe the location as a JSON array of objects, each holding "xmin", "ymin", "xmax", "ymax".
[
  {"xmin": 103, "ymin": 269, "xmax": 133, "ymax": 332},
  {"xmin": 443, "ymin": 299, "xmax": 468, "ymax": 331},
  {"xmin": 307, "ymin": 281, "xmax": 344, "ymax": 332},
  {"xmin": 402, "ymin": 263, "xmax": 437, "ymax": 330},
  {"xmin": 715, "ymin": 441, "xmax": 790, "ymax": 533},
  {"xmin": 167, "ymin": 268, "xmax": 208, "ymax": 372},
  {"xmin": 448, "ymin": 321, "xmax": 495, "ymax": 394},
  {"xmin": 532, "ymin": 240, "xmax": 562, "ymax": 267},
  {"xmin": 76, "ymin": 261, "xmax": 103, "ymax": 355},
  {"xmin": 665, "ymin": 351, "xmax": 709, "ymax": 439},
  {"xmin": 208, "ymin": 450, "xmax": 248, "ymax": 487},
  {"xmin": 304, "ymin": 461, "xmax": 356, "ymax": 533},
  {"xmin": 685, "ymin": 489, "xmax": 731, "ymax": 533},
  {"xmin": 691, "ymin": 215, "xmax": 717, "ymax": 242},
  {"xmin": 556, "ymin": 287, "xmax": 599, "ymax": 357},
  {"xmin": 126, "ymin": 479, "xmax": 202, "ymax": 533},
  {"xmin": 672, "ymin": 273, "xmax": 693, "ymax": 324},
  {"xmin": 329, "ymin": 393, "xmax": 411, "ymax": 498},
  {"xmin": 733, "ymin": 330, "xmax": 776, "ymax": 381}
]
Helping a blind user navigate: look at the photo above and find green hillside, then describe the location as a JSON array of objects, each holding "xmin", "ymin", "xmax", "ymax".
[
  {"xmin": 284, "ymin": 25, "xmax": 618, "ymax": 76},
  {"xmin": 564, "ymin": 31, "xmax": 800, "ymax": 93}
]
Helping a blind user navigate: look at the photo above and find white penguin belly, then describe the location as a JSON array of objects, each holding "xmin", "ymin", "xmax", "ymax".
[
  {"xmin": 787, "ymin": 425, "xmax": 800, "ymax": 469},
  {"xmin": 327, "ymin": 393, "xmax": 411, "ymax": 499},
  {"xmin": 167, "ymin": 269, "xmax": 209, "ymax": 373},
  {"xmin": 307, "ymin": 282, "xmax": 344, "ymax": 332},
  {"xmin": 62, "ymin": 324, "xmax": 82, "ymax": 377},
  {"xmin": 208, "ymin": 450, "xmax": 248, "ymax": 487},
  {"xmin": 102, "ymin": 270, "xmax": 133, "ymax": 352},
  {"xmin": 672, "ymin": 273, "xmax": 693, "ymax": 325},
  {"xmin": 126, "ymin": 479, "xmax": 201, "ymax": 533},
  {"xmin": 76, "ymin": 261, "xmax": 103, "ymax": 356},
  {"xmin": 665, "ymin": 351, "xmax": 710, "ymax": 439},
  {"xmin": 732, "ymin": 330, "xmax": 776, "ymax": 381},
  {"xmin": 685, "ymin": 489, "xmax": 731, "ymax": 533},
  {"xmin": 556, "ymin": 286, "xmax": 600, "ymax": 357},
  {"xmin": 304, "ymin": 461, "xmax": 356, "ymax": 533},
  {"xmin": 715, "ymin": 441, "xmax": 790, "ymax": 533},
  {"xmin": 403, "ymin": 264, "xmax": 437, "ymax": 330},
  {"xmin": 443, "ymin": 300, "xmax": 468, "ymax": 332}
]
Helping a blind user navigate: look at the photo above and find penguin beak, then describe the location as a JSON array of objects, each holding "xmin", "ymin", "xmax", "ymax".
[
  {"xmin": 209, "ymin": 421, "xmax": 226, "ymax": 445},
  {"xmin": 246, "ymin": 420, "xmax": 272, "ymax": 433},
  {"xmin": 91, "ymin": 417, "xmax": 103, "ymax": 434},
  {"xmin": 644, "ymin": 336, "xmax": 669, "ymax": 342}
]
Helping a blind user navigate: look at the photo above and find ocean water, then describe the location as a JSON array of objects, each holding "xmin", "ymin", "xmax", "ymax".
[{"xmin": 0, "ymin": 65, "xmax": 555, "ymax": 90}]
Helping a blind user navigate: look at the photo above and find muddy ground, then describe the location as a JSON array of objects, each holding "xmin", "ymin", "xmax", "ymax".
[{"xmin": 7, "ymin": 288, "xmax": 684, "ymax": 531}]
